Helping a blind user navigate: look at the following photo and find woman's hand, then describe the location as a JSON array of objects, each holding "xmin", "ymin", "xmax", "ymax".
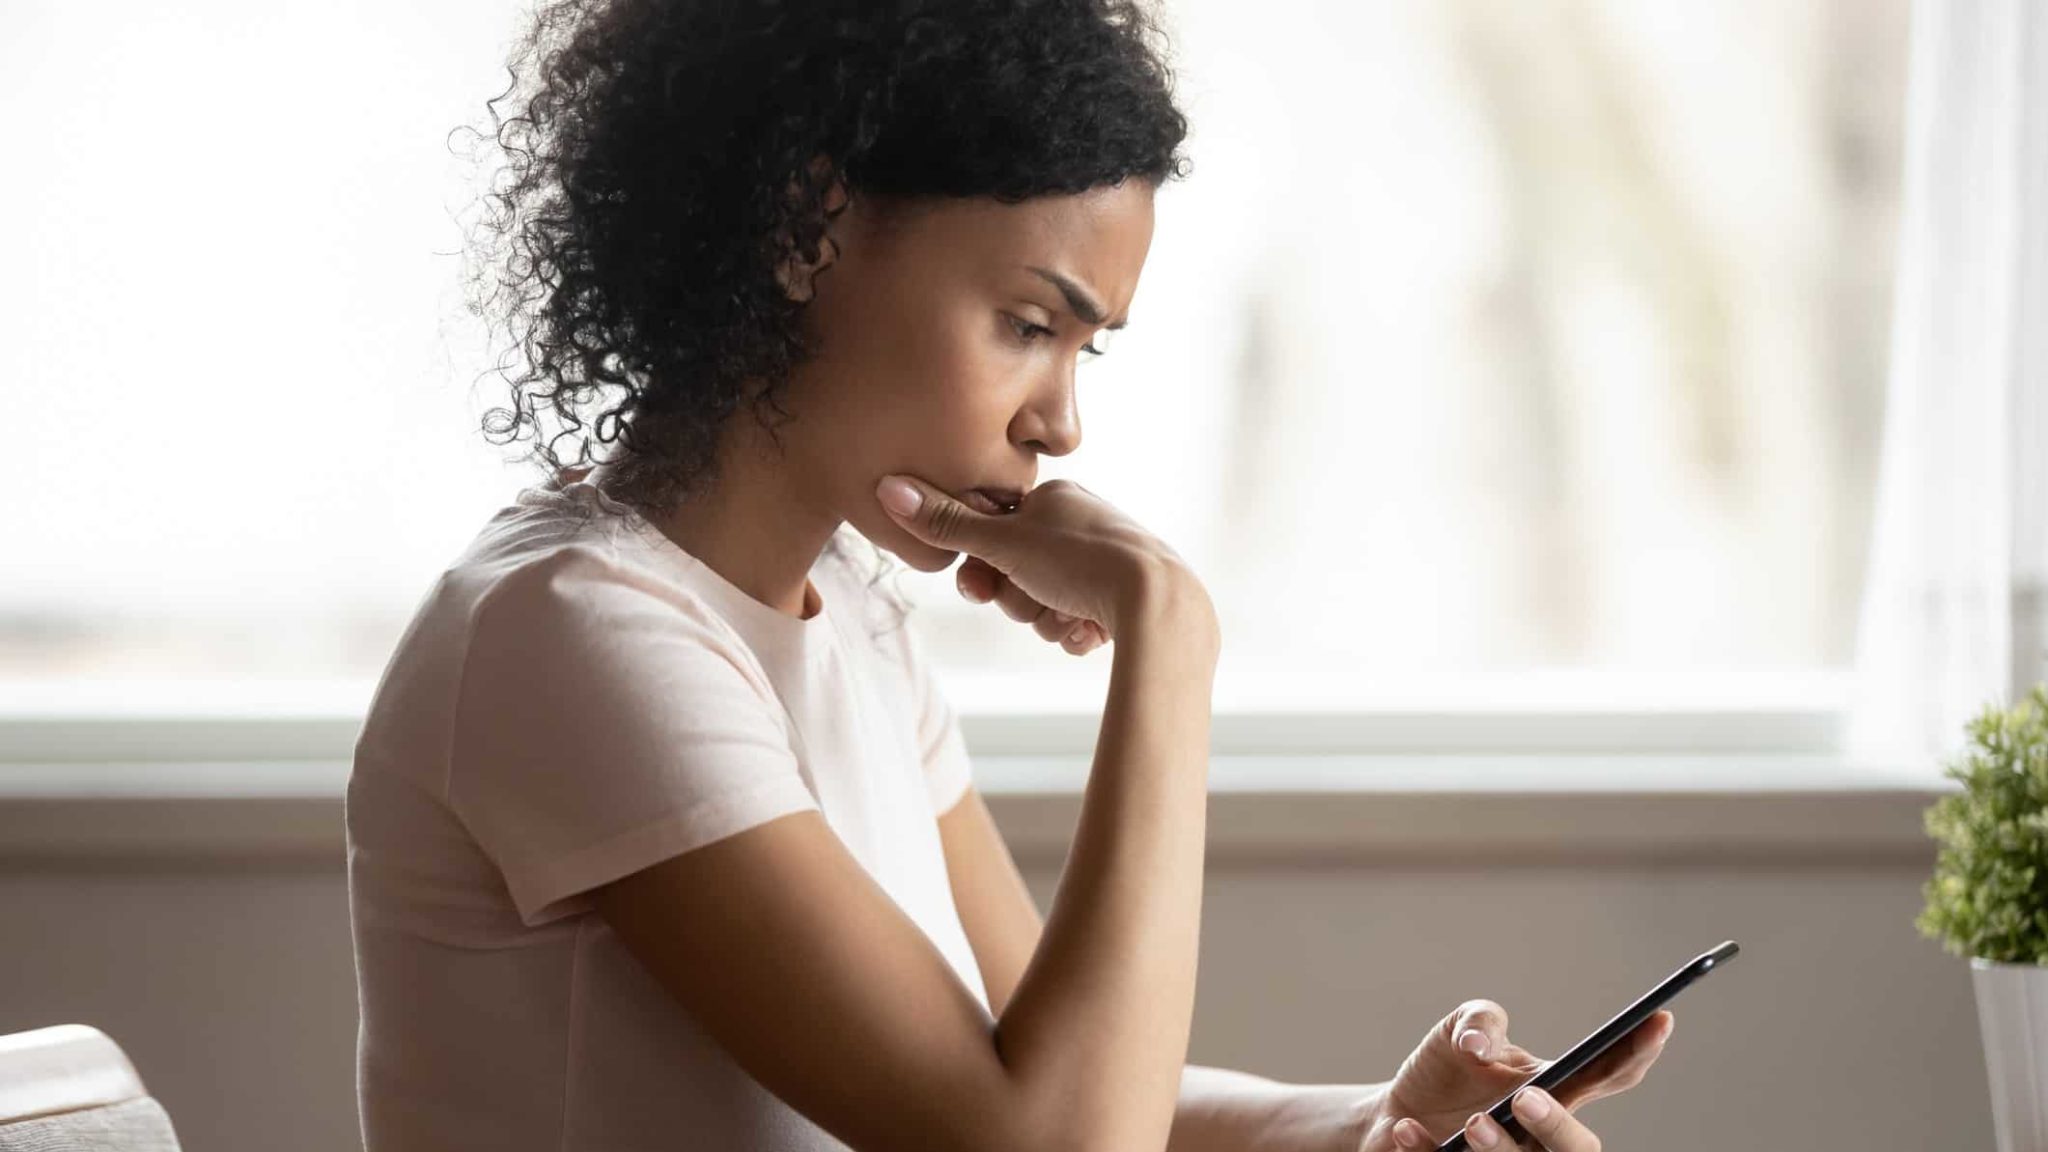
[
  {"xmin": 956, "ymin": 553, "xmax": 1110, "ymax": 655},
  {"xmin": 1360, "ymin": 1001, "xmax": 1674, "ymax": 1152},
  {"xmin": 876, "ymin": 473, "xmax": 1199, "ymax": 644}
]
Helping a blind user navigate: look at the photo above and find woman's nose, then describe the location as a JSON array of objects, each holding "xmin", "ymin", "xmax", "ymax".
[{"xmin": 1020, "ymin": 367, "xmax": 1082, "ymax": 457}]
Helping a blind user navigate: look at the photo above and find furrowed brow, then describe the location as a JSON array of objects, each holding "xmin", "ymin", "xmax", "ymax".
[{"xmin": 1026, "ymin": 266, "xmax": 1128, "ymax": 329}]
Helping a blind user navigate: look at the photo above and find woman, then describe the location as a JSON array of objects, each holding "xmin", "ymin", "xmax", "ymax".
[{"xmin": 345, "ymin": 1, "xmax": 1673, "ymax": 1149}]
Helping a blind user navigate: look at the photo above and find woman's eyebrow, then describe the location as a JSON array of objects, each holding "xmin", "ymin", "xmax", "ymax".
[{"xmin": 1025, "ymin": 265, "xmax": 1129, "ymax": 329}]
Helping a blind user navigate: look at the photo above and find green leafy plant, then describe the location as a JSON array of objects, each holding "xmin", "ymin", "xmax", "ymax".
[{"xmin": 1917, "ymin": 682, "xmax": 2048, "ymax": 966}]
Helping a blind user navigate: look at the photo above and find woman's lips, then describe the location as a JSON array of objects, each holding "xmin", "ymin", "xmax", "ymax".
[{"xmin": 963, "ymin": 488, "xmax": 1020, "ymax": 515}]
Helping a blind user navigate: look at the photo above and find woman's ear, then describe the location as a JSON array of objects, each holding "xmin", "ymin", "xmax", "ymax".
[
  {"xmin": 773, "ymin": 164, "xmax": 850, "ymax": 303},
  {"xmin": 774, "ymin": 248, "xmax": 821, "ymax": 302}
]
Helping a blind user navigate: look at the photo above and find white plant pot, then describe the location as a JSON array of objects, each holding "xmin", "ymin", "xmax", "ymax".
[{"xmin": 1972, "ymin": 957, "xmax": 2048, "ymax": 1152}]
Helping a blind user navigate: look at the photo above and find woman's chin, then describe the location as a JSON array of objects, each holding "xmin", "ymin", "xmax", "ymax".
[
  {"xmin": 901, "ymin": 538, "xmax": 963, "ymax": 573},
  {"xmin": 861, "ymin": 518, "xmax": 958, "ymax": 573}
]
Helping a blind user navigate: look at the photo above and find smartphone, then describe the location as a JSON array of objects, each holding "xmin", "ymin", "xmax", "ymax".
[{"xmin": 1434, "ymin": 940, "xmax": 1739, "ymax": 1151}]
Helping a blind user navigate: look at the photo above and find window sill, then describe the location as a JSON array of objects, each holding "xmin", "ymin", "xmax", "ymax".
[
  {"xmin": 0, "ymin": 753, "xmax": 1947, "ymax": 868},
  {"xmin": 1, "ymin": 683, "xmax": 1853, "ymax": 762},
  {"xmin": 0, "ymin": 674, "xmax": 1941, "ymax": 867}
]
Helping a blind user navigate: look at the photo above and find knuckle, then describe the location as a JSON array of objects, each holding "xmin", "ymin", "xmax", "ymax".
[
  {"xmin": 1455, "ymin": 999, "xmax": 1506, "ymax": 1032},
  {"xmin": 926, "ymin": 499, "xmax": 963, "ymax": 542}
]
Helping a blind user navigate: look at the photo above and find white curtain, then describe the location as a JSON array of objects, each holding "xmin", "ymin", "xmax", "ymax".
[{"xmin": 1846, "ymin": 0, "xmax": 2048, "ymax": 769}]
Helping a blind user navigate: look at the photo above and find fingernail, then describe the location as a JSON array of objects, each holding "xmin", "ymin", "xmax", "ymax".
[
  {"xmin": 878, "ymin": 477, "xmax": 921, "ymax": 517},
  {"xmin": 1391, "ymin": 1121, "xmax": 1421, "ymax": 1149},
  {"xmin": 1067, "ymin": 626, "xmax": 1089, "ymax": 644},
  {"xmin": 1458, "ymin": 1029, "xmax": 1488, "ymax": 1059},
  {"xmin": 1467, "ymin": 1114, "xmax": 1502, "ymax": 1149},
  {"xmin": 1514, "ymin": 1087, "xmax": 1553, "ymax": 1122}
]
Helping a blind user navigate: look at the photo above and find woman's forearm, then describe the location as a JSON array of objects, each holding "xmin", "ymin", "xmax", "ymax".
[
  {"xmin": 992, "ymin": 572, "xmax": 1220, "ymax": 1152},
  {"xmin": 1169, "ymin": 1065, "xmax": 1383, "ymax": 1152}
]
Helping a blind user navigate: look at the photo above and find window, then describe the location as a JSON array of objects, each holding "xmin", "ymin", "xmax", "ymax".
[{"xmin": 1, "ymin": 0, "xmax": 1909, "ymax": 740}]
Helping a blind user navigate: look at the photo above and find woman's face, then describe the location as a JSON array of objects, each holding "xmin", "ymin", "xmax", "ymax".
[{"xmin": 778, "ymin": 179, "xmax": 1157, "ymax": 573}]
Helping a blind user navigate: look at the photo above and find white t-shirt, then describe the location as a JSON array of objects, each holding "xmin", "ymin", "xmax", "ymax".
[{"xmin": 346, "ymin": 463, "xmax": 988, "ymax": 1151}]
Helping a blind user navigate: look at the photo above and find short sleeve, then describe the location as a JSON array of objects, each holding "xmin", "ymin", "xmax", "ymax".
[
  {"xmin": 901, "ymin": 613, "xmax": 974, "ymax": 817},
  {"xmin": 448, "ymin": 548, "xmax": 822, "ymax": 927}
]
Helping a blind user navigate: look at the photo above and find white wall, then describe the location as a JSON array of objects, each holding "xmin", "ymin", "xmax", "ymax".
[{"xmin": 0, "ymin": 785, "xmax": 1991, "ymax": 1152}]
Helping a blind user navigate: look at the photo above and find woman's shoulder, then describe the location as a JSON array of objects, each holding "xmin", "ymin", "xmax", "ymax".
[
  {"xmin": 402, "ymin": 477, "xmax": 750, "ymax": 683},
  {"xmin": 466, "ymin": 528, "xmax": 745, "ymax": 664}
]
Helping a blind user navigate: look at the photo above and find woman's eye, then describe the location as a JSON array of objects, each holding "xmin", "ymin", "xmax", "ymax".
[
  {"xmin": 1006, "ymin": 314, "xmax": 1111, "ymax": 360},
  {"xmin": 1005, "ymin": 314, "xmax": 1055, "ymax": 343}
]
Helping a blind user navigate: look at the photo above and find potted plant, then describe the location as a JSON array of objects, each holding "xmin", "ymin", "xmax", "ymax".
[{"xmin": 1918, "ymin": 683, "xmax": 2048, "ymax": 1152}]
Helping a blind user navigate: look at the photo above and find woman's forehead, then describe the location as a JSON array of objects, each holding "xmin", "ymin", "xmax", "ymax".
[{"xmin": 866, "ymin": 183, "xmax": 1155, "ymax": 285}]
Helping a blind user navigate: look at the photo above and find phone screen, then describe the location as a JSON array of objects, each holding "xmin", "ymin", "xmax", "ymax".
[{"xmin": 1434, "ymin": 940, "xmax": 1739, "ymax": 1152}]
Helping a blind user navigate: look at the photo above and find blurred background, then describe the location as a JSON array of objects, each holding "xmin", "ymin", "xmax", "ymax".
[
  {"xmin": 1, "ymin": 0, "xmax": 1908, "ymax": 713},
  {"xmin": 7, "ymin": 2, "xmax": 2039, "ymax": 1151}
]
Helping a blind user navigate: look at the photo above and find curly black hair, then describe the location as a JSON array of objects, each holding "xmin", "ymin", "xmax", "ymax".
[{"xmin": 458, "ymin": 0, "xmax": 1190, "ymax": 632}]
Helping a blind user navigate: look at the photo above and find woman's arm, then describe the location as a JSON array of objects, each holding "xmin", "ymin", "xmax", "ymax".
[
  {"xmin": 941, "ymin": 785, "xmax": 1382, "ymax": 1152},
  {"xmin": 590, "ymin": 568, "xmax": 1220, "ymax": 1152},
  {"xmin": 1172, "ymin": 1068, "xmax": 1382, "ymax": 1152},
  {"xmin": 987, "ymin": 572, "xmax": 1220, "ymax": 1151}
]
